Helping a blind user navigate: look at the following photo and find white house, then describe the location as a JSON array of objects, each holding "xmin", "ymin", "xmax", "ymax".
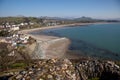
[
  {"xmin": 10, "ymin": 26, "xmax": 20, "ymax": 31},
  {"xmin": 13, "ymin": 34, "xmax": 19, "ymax": 37},
  {"xmin": 29, "ymin": 22, "xmax": 34, "ymax": 25},
  {"xmin": 20, "ymin": 23, "xmax": 24, "ymax": 26}
]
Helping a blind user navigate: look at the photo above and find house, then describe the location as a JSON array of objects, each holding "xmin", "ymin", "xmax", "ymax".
[
  {"xmin": 10, "ymin": 26, "xmax": 20, "ymax": 31},
  {"xmin": 29, "ymin": 22, "xmax": 34, "ymax": 25},
  {"xmin": 11, "ymin": 41, "xmax": 17, "ymax": 46},
  {"xmin": 24, "ymin": 23, "xmax": 28, "ymax": 25},
  {"xmin": 6, "ymin": 25, "xmax": 11, "ymax": 28},
  {"xmin": 13, "ymin": 34, "xmax": 19, "ymax": 38},
  {"xmin": 19, "ymin": 34, "xmax": 30, "ymax": 43},
  {"xmin": 0, "ymin": 37, "xmax": 7, "ymax": 43},
  {"xmin": 20, "ymin": 23, "xmax": 24, "ymax": 26}
]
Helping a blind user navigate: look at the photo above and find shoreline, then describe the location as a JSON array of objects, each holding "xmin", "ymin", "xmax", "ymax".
[
  {"xmin": 19, "ymin": 23, "xmax": 94, "ymax": 42},
  {"xmin": 19, "ymin": 22, "xmax": 119, "ymax": 35},
  {"xmin": 19, "ymin": 22, "xmax": 120, "ymax": 59},
  {"xmin": 19, "ymin": 22, "xmax": 119, "ymax": 42},
  {"xmin": 19, "ymin": 23, "xmax": 94, "ymax": 59}
]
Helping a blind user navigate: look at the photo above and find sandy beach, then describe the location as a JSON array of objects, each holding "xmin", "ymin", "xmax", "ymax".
[
  {"xmin": 19, "ymin": 23, "xmax": 90, "ymax": 33},
  {"xmin": 19, "ymin": 24, "xmax": 71, "ymax": 42},
  {"xmin": 19, "ymin": 23, "xmax": 92, "ymax": 59},
  {"xmin": 19, "ymin": 22, "xmax": 113, "ymax": 36},
  {"xmin": 19, "ymin": 23, "xmax": 89, "ymax": 41}
]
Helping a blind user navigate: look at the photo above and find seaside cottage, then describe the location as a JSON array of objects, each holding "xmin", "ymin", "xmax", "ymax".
[
  {"xmin": 10, "ymin": 26, "xmax": 20, "ymax": 31},
  {"xmin": 20, "ymin": 23, "xmax": 24, "ymax": 26},
  {"xmin": 11, "ymin": 41, "xmax": 17, "ymax": 46},
  {"xmin": 19, "ymin": 34, "xmax": 30, "ymax": 44},
  {"xmin": 29, "ymin": 22, "xmax": 34, "ymax": 25}
]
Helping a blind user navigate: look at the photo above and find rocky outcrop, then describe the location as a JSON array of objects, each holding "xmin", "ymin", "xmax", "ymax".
[
  {"xmin": 9, "ymin": 59, "xmax": 120, "ymax": 80},
  {"xmin": 10, "ymin": 59, "xmax": 76, "ymax": 80},
  {"xmin": 73, "ymin": 59, "xmax": 120, "ymax": 80}
]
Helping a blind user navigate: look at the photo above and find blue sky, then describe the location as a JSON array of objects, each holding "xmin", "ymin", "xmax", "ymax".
[{"xmin": 0, "ymin": 0, "xmax": 120, "ymax": 19}]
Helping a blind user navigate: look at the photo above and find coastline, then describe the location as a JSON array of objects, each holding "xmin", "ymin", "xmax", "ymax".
[
  {"xmin": 19, "ymin": 23, "xmax": 96, "ymax": 42},
  {"xmin": 19, "ymin": 23, "xmax": 92, "ymax": 34},
  {"xmin": 19, "ymin": 22, "xmax": 119, "ymax": 59},
  {"xmin": 19, "ymin": 22, "xmax": 119, "ymax": 44},
  {"xmin": 19, "ymin": 22, "xmax": 118, "ymax": 35},
  {"xmin": 19, "ymin": 23, "xmax": 94, "ymax": 59}
]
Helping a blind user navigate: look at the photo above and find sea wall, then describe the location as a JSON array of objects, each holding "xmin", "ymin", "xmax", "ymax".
[{"xmin": 31, "ymin": 37, "xmax": 70, "ymax": 59}]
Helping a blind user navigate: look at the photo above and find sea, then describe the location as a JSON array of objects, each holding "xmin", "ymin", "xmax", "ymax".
[{"xmin": 30, "ymin": 23, "xmax": 120, "ymax": 60}]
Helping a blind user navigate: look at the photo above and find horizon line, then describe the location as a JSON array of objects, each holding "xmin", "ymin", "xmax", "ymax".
[{"xmin": 0, "ymin": 15, "xmax": 120, "ymax": 20}]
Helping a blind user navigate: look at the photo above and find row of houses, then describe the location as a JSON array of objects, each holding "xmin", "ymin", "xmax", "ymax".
[
  {"xmin": 0, "ymin": 33, "xmax": 30, "ymax": 47},
  {"xmin": 0, "ymin": 25, "xmax": 20, "ymax": 31},
  {"xmin": 42, "ymin": 19, "xmax": 60, "ymax": 26},
  {"xmin": 0, "ymin": 18, "xmax": 64, "ymax": 30},
  {"xmin": 0, "ymin": 22, "xmax": 34, "ymax": 31},
  {"xmin": 0, "ymin": 34, "xmax": 30, "ymax": 59}
]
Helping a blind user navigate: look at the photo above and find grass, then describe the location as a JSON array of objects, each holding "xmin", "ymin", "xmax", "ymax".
[
  {"xmin": 0, "ymin": 62, "xmax": 27, "ymax": 76},
  {"xmin": 9, "ymin": 62, "xmax": 27, "ymax": 69},
  {"xmin": 88, "ymin": 77, "xmax": 99, "ymax": 80},
  {"xmin": 115, "ymin": 61, "xmax": 120, "ymax": 67}
]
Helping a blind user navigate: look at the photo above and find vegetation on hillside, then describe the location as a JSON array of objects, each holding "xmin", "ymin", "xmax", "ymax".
[{"xmin": 0, "ymin": 16, "xmax": 119, "ymax": 25}]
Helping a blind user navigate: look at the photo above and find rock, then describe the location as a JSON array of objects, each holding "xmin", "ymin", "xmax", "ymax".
[
  {"xmin": 39, "ymin": 78, "xmax": 44, "ymax": 80},
  {"xmin": 47, "ymin": 74, "xmax": 53, "ymax": 79},
  {"xmin": 19, "ymin": 71, "xmax": 27, "ymax": 75},
  {"xmin": 28, "ymin": 71, "xmax": 33, "ymax": 74},
  {"xmin": 22, "ymin": 77, "xmax": 25, "ymax": 80},
  {"xmin": 9, "ymin": 59, "xmax": 120, "ymax": 80},
  {"xmin": 15, "ymin": 74, "xmax": 22, "ymax": 79}
]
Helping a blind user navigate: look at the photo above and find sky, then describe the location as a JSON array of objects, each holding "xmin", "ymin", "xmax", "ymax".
[{"xmin": 0, "ymin": 0, "xmax": 120, "ymax": 19}]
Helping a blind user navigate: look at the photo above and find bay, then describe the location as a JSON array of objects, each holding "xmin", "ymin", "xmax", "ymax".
[{"xmin": 31, "ymin": 23, "xmax": 120, "ymax": 60}]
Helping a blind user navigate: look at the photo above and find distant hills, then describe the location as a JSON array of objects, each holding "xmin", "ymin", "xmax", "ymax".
[
  {"xmin": 0, "ymin": 16, "xmax": 120, "ymax": 25},
  {"xmin": 1, "ymin": 15, "xmax": 120, "ymax": 21},
  {"xmin": 39, "ymin": 16, "xmax": 120, "ymax": 22}
]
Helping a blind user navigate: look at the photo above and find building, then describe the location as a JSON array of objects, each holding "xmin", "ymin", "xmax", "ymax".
[{"xmin": 10, "ymin": 26, "xmax": 20, "ymax": 31}]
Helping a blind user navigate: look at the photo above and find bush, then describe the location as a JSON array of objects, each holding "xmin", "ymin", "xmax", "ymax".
[
  {"xmin": 88, "ymin": 77, "xmax": 99, "ymax": 80},
  {"xmin": 0, "ymin": 30, "xmax": 9, "ymax": 37},
  {"xmin": 9, "ymin": 63, "xmax": 27, "ymax": 69},
  {"xmin": 115, "ymin": 61, "xmax": 120, "ymax": 67}
]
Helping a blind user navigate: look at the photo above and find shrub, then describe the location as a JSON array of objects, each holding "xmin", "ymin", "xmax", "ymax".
[{"xmin": 88, "ymin": 77, "xmax": 99, "ymax": 80}]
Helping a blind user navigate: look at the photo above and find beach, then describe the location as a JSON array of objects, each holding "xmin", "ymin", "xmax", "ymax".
[
  {"xmin": 19, "ymin": 22, "xmax": 115, "ymax": 35},
  {"xmin": 19, "ymin": 23, "xmax": 95, "ymax": 59},
  {"xmin": 19, "ymin": 24, "xmax": 77, "ymax": 59},
  {"xmin": 19, "ymin": 23, "xmax": 95, "ymax": 42},
  {"xmin": 18, "ymin": 22, "xmax": 105, "ymax": 40},
  {"xmin": 19, "ymin": 22, "xmax": 119, "ymax": 59}
]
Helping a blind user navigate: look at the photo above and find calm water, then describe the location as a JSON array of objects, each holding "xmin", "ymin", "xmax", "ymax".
[{"xmin": 31, "ymin": 23, "xmax": 120, "ymax": 60}]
